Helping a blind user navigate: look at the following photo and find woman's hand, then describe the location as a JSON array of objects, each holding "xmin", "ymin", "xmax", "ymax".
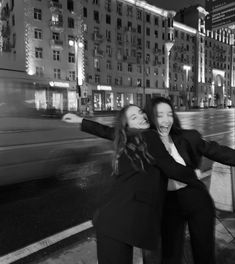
[{"xmin": 62, "ymin": 113, "xmax": 84, "ymax": 124}]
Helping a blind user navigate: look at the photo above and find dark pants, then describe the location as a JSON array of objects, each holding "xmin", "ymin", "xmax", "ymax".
[
  {"xmin": 96, "ymin": 232, "xmax": 133, "ymax": 264},
  {"xmin": 161, "ymin": 186, "xmax": 216, "ymax": 264}
]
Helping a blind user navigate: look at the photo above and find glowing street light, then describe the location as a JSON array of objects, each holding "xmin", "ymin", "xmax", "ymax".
[{"xmin": 183, "ymin": 65, "xmax": 192, "ymax": 109}]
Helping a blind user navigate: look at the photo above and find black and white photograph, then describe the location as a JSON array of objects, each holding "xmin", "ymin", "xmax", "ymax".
[{"xmin": 0, "ymin": 0, "xmax": 235, "ymax": 263}]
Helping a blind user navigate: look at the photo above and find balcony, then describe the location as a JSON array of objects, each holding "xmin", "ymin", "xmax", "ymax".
[
  {"xmin": 2, "ymin": 41, "xmax": 11, "ymax": 52},
  {"xmin": 1, "ymin": 25, "xmax": 10, "ymax": 38},
  {"xmin": 153, "ymin": 48, "xmax": 161, "ymax": 54},
  {"xmin": 1, "ymin": 6, "xmax": 10, "ymax": 21},
  {"xmin": 49, "ymin": 20, "xmax": 64, "ymax": 32},
  {"xmin": 93, "ymin": 49, "xmax": 103, "ymax": 57},
  {"xmin": 49, "ymin": 0, "xmax": 62, "ymax": 12},
  {"xmin": 92, "ymin": 32, "xmax": 103, "ymax": 43},
  {"xmin": 124, "ymin": 56, "xmax": 137, "ymax": 64},
  {"xmin": 50, "ymin": 39, "xmax": 63, "ymax": 49}
]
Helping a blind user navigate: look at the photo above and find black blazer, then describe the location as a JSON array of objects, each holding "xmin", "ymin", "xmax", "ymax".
[
  {"xmin": 171, "ymin": 129, "xmax": 235, "ymax": 169},
  {"xmin": 81, "ymin": 119, "xmax": 202, "ymax": 249}
]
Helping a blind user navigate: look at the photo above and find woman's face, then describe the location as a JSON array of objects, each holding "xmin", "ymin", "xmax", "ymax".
[
  {"xmin": 125, "ymin": 106, "xmax": 150, "ymax": 129},
  {"xmin": 154, "ymin": 103, "xmax": 173, "ymax": 137}
]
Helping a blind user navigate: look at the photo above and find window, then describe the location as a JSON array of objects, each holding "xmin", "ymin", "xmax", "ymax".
[
  {"xmin": 128, "ymin": 64, "xmax": 132, "ymax": 72},
  {"xmin": 94, "ymin": 58, "xmax": 100, "ymax": 69},
  {"xmin": 137, "ymin": 9, "xmax": 142, "ymax": 20},
  {"xmin": 127, "ymin": 77, "xmax": 132, "ymax": 86},
  {"xmin": 146, "ymin": 27, "xmax": 150, "ymax": 36},
  {"xmin": 34, "ymin": 28, "xmax": 42, "ymax": 39},
  {"xmin": 54, "ymin": 68, "xmax": 61, "ymax": 79},
  {"xmin": 68, "ymin": 71, "xmax": 75, "ymax": 81},
  {"xmin": 68, "ymin": 52, "xmax": 75, "ymax": 63},
  {"xmin": 35, "ymin": 47, "xmax": 43, "ymax": 58},
  {"xmin": 95, "ymin": 74, "xmax": 100, "ymax": 84},
  {"xmin": 117, "ymin": 32, "xmax": 122, "ymax": 42},
  {"xmin": 67, "ymin": 0, "xmax": 74, "ymax": 12},
  {"xmin": 117, "ymin": 62, "xmax": 122, "ymax": 71},
  {"xmin": 137, "ymin": 65, "xmax": 142, "ymax": 73},
  {"xmin": 105, "ymin": 0, "xmax": 111, "ymax": 12},
  {"xmin": 146, "ymin": 41, "xmax": 150, "ymax": 49},
  {"xmin": 34, "ymin": 9, "xmax": 42, "ymax": 20},
  {"xmin": 94, "ymin": 10, "xmax": 100, "ymax": 23},
  {"xmin": 117, "ymin": 2, "xmax": 122, "ymax": 15},
  {"xmin": 106, "ymin": 60, "xmax": 112, "ymax": 70},
  {"xmin": 137, "ymin": 79, "xmax": 142, "ymax": 87},
  {"xmin": 36, "ymin": 66, "xmax": 43, "ymax": 77},
  {"xmin": 106, "ymin": 14, "xmax": 111, "ymax": 24},
  {"xmin": 146, "ymin": 13, "xmax": 150, "ymax": 23},
  {"xmin": 106, "ymin": 30, "xmax": 111, "ymax": 41},
  {"xmin": 154, "ymin": 30, "xmax": 158, "ymax": 38},
  {"xmin": 137, "ymin": 25, "xmax": 141, "ymax": 34},
  {"xmin": 83, "ymin": 7, "xmax": 87, "ymax": 17},
  {"xmin": 52, "ymin": 32, "xmax": 59, "ymax": 40},
  {"xmin": 68, "ymin": 17, "xmax": 74, "ymax": 28},
  {"xmin": 107, "ymin": 75, "xmax": 112, "ymax": 85},
  {"xmin": 12, "ymin": 14, "xmax": 15, "ymax": 26},
  {"xmin": 53, "ymin": 50, "xmax": 60, "ymax": 61},
  {"xmin": 106, "ymin": 45, "xmax": 112, "ymax": 56},
  {"xmin": 127, "ymin": 6, "xmax": 133, "ymax": 17},
  {"xmin": 117, "ymin": 18, "xmax": 122, "ymax": 29},
  {"xmin": 155, "ymin": 17, "xmax": 159, "ymax": 25},
  {"xmin": 146, "ymin": 79, "xmax": 150, "ymax": 88}
]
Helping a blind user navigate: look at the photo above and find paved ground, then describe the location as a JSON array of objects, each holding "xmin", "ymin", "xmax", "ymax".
[{"xmin": 21, "ymin": 209, "xmax": 235, "ymax": 264}]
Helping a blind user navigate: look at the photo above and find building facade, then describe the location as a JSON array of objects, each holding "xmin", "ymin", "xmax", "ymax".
[
  {"xmin": 0, "ymin": 0, "xmax": 234, "ymax": 113},
  {"xmin": 205, "ymin": 0, "xmax": 235, "ymax": 30}
]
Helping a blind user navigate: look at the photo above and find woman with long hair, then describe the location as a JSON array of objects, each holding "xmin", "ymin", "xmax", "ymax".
[
  {"xmin": 62, "ymin": 105, "xmax": 203, "ymax": 264},
  {"xmin": 144, "ymin": 97, "xmax": 235, "ymax": 264}
]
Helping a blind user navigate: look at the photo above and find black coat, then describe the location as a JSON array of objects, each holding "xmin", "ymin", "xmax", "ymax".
[
  {"xmin": 171, "ymin": 129, "xmax": 235, "ymax": 169},
  {"xmin": 81, "ymin": 119, "xmax": 202, "ymax": 249}
]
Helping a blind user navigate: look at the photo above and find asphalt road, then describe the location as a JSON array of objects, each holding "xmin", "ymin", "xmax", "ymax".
[{"xmin": 0, "ymin": 108, "xmax": 234, "ymax": 257}]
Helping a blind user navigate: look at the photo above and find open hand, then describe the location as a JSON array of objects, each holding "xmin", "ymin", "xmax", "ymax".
[{"xmin": 62, "ymin": 113, "xmax": 83, "ymax": 123}]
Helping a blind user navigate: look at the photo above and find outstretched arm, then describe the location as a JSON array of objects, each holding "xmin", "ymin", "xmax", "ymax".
[
  {"xmin": 193, "ymin": 130, "xmax": 235, "ymax": 166},
  {"xmin": 143, "ymin": 130, "xmax": 203, "ymax": 187},
  {"xmin": 62, "ymin": 113, "xmax": 115, "ymax": 141},
  {"xmin": 81, "ymin": 119, "xmax": 115, "ymax": 141}
]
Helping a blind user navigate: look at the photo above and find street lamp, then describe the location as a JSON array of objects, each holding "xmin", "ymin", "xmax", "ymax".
[{"xmin": 183, "ymin": 65, "xmax": 191, "ymax": 109}]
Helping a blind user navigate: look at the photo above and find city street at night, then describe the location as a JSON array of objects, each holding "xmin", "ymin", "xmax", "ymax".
[
  {"xmin": 0, "ymin": 108, "xmax": 234, "ymax": 263},
  {"xmin": 1, "ymin": 0, "xmax": 235, "ymax": 263}
]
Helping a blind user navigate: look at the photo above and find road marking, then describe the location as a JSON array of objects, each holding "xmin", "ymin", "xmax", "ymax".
[
  {"xmin": 0, "ymin": 169, "xmax": 212, "ymax": 263},
  {"xmin": 0, "ymin": 137, "xmax": 105, "ymax": 151},
  {"xmin": 0, "ymin": 220, "xmax": 93, "ymax": 264},
  {"xmin": 204, "ymin": 131, "xmax": 234, "ymax": 138}
]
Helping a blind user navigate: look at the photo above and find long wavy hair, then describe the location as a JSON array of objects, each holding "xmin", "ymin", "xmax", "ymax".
[
  {"xmin": 113, "ymin": 105, "xmax": 153, "ymax": 175},
  {"xmin": 144, "ymin": 97, "xmax": 182, "ymax": 136}
]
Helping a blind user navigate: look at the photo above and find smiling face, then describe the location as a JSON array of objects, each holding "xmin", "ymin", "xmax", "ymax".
[
  {"xmin": 125, "ymin": 105, "xmax": 150, "ymax": 129},
  {"xmin": 154, "ymin": 103, "xmax": 173, "ymax": 137}
]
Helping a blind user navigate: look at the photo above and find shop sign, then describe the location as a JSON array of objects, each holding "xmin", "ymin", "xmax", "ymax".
[{"xmin": 97, "ymin": 85, "xmax": 112, "ymax": 91}]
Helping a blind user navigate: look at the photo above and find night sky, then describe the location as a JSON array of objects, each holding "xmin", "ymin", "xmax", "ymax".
[{"xmin": 146, "ymin": 0, "xmax": 206, "ymax": 11}]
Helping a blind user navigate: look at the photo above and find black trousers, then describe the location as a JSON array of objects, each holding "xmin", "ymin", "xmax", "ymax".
[
  {"xmin": 96, "ymin": 232, "xmax": 133, "ymax": 264},
  {"xmin": 161, "ymin": 186, "xmax": 216, "ymax": 264}
]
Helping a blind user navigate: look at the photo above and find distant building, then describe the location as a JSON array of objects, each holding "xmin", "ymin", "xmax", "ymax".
[
  {"xmin": 175, "ymin": 5, "xmax": 235, "ymax": 107},
  {"xmin": 0, "ymin": 0, "xmax": 234, "ymax": 112},
  {"xmin": 205, "ymin": 0, "xmax": 235, "ymax": 30}
]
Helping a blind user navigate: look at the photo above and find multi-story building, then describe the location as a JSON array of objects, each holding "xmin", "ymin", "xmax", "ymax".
[
  {"xmin": 205, "ymin": 0, "xmax": 235, "ymax": 30},
  {"xmin": 0, "ymin": 0, "xmax": 82, "ymax": 113},
  {"xmin": 0, "ymin": 0, "xmax": 234, "ymax": 113},
  {"xmin": 175, "ymin": 5, "xmax": 235, "ymax": 107}
]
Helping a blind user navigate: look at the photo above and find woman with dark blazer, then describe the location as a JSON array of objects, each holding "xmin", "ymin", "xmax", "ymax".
[
  {"xmin": 144, "ymin": 97, "xmax": 235, "ymax": 264},
  {"xmin": 62, "ymin": 105, "xmax": 204, "ymax": 264}
]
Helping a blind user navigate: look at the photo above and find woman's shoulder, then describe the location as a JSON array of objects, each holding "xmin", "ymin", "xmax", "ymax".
[{"xmin": 180, "ymin": 129, "xmax": 202, "ymax": 140}]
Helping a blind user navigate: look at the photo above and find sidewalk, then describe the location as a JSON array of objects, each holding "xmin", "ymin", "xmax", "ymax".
[{"xmin": 27, "ymin": 209, "xmax": 235, "ymax": 264}]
